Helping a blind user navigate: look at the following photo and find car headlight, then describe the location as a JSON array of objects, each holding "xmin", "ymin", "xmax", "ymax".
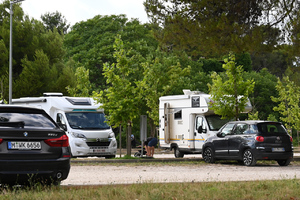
[
  {"xmin": 72, "ymin": 132, "xmax": 87, "ymax": 139},
  {"xmin": 108, "ymin": 131, "xmax": 115, "ymax": 138}
]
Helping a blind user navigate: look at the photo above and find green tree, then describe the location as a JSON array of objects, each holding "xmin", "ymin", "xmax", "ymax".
[
  {"xmin": 66, "ymin": 66, "xmax": 91, "ymax": 97},
  {"xmin": 93, "ymin": 36, "xmax": 144, "ymax": 156},
  {"xmin": 138, "ymin": 50, "xmax": 191, "ymax": 130},
  {"xmin": 271, "ymin": 76, "xmax": 300, "ymax": 136},
  {"xmin": 64, "ymin": 15, "xmax": 157, "ymax": 90},
  {"xmin": 144, "ymin": 0, "xmax": 294, "ymax": 58},
  {"xmin": 208, "ymin": 53, "xmax": 255, "ymax": 120},
  {"xmin": 41, "ymin": 11, "xmax": 70, "ymax": 35}
]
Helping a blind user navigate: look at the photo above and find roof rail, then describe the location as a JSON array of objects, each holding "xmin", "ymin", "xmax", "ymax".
[{"xmin": 43, "ymin": 93, "xmax": 63, "ymax": 97}]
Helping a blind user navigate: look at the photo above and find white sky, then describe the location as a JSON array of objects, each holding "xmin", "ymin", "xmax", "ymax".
[{"xmin": 17, "ymin": 0, "xmax": 149, "ymax": 26}]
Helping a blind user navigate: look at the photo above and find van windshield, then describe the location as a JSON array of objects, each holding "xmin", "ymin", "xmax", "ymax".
[
  {"xmin": 65, "ymin": 112, "xmax": 110, "ymax": 130},
  {"xmin": 206, "ymin": 115, "xmax": 230, "ymax": 131}
]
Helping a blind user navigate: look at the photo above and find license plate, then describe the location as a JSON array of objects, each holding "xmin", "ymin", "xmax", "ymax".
[
  {"xmin": 272, "ymin": 147, "xmax": 285, "ymax": 152},
  {"xmin": 8, "ymin": 142, "xmax": 41, "ymax": 150}
]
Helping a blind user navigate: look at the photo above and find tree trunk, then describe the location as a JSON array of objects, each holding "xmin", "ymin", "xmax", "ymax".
[{"xmin": 119, "ymin": 125, "xmax": 122, "ymax": 158}]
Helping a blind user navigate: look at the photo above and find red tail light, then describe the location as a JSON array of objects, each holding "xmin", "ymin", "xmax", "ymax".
[
  {"xmin": 290, "ymin": 136, "xmax": 293, "ymax": 142},
  {"xmin": 0, "ymin": 139, "xmax": 2, "ymax": 144},
  {"xmin": 45, "ymin": 135, "xmax": 69, "ymax": 147},
  {"xmin": 255, "ymin": 136, "xmax": 264, "ymax": 142}
]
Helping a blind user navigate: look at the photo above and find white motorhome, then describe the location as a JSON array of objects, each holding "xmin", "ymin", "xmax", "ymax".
[
  {"xmin": 12, "ymin": 93, "xmax": 117, "ymax": 158},
  {"xmin": 159, "ymin": 90, "xmax": 252, "ymax": 158}
]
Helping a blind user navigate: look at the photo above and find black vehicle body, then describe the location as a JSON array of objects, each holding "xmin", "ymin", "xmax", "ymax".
[
  {"xmin": 202, "ymin": 121, "xmax": 293, "ymax": 166},
  {"xmin": 0, "ymin": 106, "xmax": 71, "ymax": 185}
]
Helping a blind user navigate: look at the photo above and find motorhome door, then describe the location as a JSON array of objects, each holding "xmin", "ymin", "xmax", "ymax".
[{"xmin": 194, "ymin": 116, "xmax": 210, "ymax": 150}]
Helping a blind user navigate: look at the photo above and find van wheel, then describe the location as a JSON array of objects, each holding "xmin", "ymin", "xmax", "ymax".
[
  {"xmin": 243, "ymin": 149, "xmax": 256, "ymax": 166},
  {"xmin": 174, "ymin": 147, "xmax": 184, "ymax": 158},
  {"xmin": 203, "ymin": 147, "xmax": 215, "ymax": 163},
  {"xmin": 277, "ymin": 158, "xmax": 291, "ymax": 166}
]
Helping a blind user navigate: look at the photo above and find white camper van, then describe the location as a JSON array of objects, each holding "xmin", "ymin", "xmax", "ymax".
[
  {"xmin": 12, "ymin": 93, "xmax": 117, "ymax": 158},
  {"xmin": 159, "ymin": 90, "xmax": 252, "ymax": 158}
]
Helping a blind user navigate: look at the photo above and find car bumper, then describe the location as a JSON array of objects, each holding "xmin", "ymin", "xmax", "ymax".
[
  {"xmin": 0, "ymin": 158, "xmax": 70, "ymax": 184},
  {"xmin": 254, "ymin": 150, "xmax": 293, "ymax": 160}
]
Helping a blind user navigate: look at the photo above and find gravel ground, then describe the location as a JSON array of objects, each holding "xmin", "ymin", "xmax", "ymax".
[{"xmin": 61, "ymin": 162, "xmax": 300, "ymax": 186}]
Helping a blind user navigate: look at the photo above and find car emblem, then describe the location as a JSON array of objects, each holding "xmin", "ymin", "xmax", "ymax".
[
  {"xmin": 277, "ymin": 137, "xmax": 280, "ymax": 140},
  {"xmin": 23, "ymin": 132, "xmax": 28, "ymax": 137},
  {"xmin": 96, "ymin": 138, "xmax": 101, "ymax": 142}
]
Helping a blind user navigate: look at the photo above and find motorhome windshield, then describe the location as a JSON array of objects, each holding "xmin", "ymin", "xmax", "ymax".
[
  {"xmin": 206, "ymin": 115, "xmax": 230, "ymax": 131},
  {"xmin": 65, "ymin": 112, "xmax": 110, "ymax": 130}
]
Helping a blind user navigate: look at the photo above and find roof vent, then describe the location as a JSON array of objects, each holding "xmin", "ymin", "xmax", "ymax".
[
  {"xmin": 65, "ymin": 98, "xmax": 91, "ymax": 105},
  {"xmin": 43, "ymin": 93, "xmax": 63, "ymax": 97}
]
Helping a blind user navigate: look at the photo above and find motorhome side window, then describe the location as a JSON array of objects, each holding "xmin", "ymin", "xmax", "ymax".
[
  {"xmin": 192, "ymin": 96, "xmax": 200, "ymax": 107},
  {"xmin": 174, "ymin": 110, "xmax": 182, "ymax": 120}
]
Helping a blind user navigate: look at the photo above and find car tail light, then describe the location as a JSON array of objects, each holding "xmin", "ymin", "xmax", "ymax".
[
  {"xmin": 290, "ymin": 136, "xmax": 293, "ymax": 142},
  {"xmin": 255, "ymin": 136, "xmax": 264, "ymax": 142},
  {"xmin": 45, "ymin": 135, "xmax": 69, "ymax": 147},
  {"xmin": 0, "ymin": 139, "xmax": 2, "ymax": 144}
]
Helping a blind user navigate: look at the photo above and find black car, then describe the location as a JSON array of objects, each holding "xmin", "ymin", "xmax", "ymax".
[
  {"xmin": 202, "ymin": 120, "xmax": 293, "ymax": 166},
  {"xmin": 0, "ymin": 106, "xmax": 71, "ymax": 185}
]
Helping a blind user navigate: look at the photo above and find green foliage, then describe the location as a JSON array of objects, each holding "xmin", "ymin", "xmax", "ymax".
[
  {"xmin": 66, "ymin": 66, "xmax": 91, "ymax": 97},
  {"xmin": 208, "ymin": 53, "xmax": 255, "ymax": 120},
  {"xmin": 244, "ymin": 68, "xmax": 278, "ymax": 120},
  {"xmin": 93, "ymin": 36, "xmax": 143, "ymax": 128},
  {"xmin": 64, "ymin": 15, "xmax": 158, "ymax": 90},
  {"xmin": 271, "ymin": 76, "xmax": 300, "ymax": 134},
  {"xmin": 139, "ymin": 50, "xmax": 191, "ymax": 126},
  {"xmin": 41, "ymin": 11, "xmax": 70, "ymax": 35}
]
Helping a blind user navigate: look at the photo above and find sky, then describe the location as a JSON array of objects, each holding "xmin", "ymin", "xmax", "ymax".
[{"xmin": 18, "ymin": 0, "xmax": 149, "ymax": 26}]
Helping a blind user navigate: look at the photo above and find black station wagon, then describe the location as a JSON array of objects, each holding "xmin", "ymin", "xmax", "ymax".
[
  {"xmin": 0, "ymin": 106, "xmax": 71, "ymax": 185},
  {"xmin": 202, "ymin": 121, "xmax": 293, "ymax": 166}
]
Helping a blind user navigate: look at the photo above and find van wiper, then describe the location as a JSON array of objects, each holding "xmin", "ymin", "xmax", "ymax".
[{"xmin": 0, "ymin": 121, "xmax": 25, "ymax": 128}]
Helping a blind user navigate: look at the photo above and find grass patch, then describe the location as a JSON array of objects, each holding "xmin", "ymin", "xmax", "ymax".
[{"xmin": 1, "ymin": 179, "xmax": 300, "ymax": 199}]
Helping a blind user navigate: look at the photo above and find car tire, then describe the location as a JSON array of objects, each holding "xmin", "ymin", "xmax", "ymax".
[
  {"xmin": 243, "ymin": 149, "xmax": 257, "ymax": 166},
  {"xmin": 203, "ymin": 147, "xmax": 215, "ymax": 163},
  {"xmin": 174, "ymin": 147, "xmax": 184, "ymax": 158},
  {"xmin": 277, "ymin": 158, "xmax": 292, "ymax": 166}
]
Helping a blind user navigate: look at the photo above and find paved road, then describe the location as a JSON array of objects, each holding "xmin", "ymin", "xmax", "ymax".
[{"xmin": 61, "ymin": 162, "xmax": 300, "ymax": 186}]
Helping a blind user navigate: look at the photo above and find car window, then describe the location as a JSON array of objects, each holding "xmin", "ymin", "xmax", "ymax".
[
  {"xmin": 220, "ymin": 123, "xmax": 235, "ymax": 135},
  {"xmin": 257, "ymin": 122, "xmax": 287, "ymax": 135},
  {"xmin": 234, "ymin": 124, "xmax": 248, "ymax": 135},
  {"xmin": 0, "ymin": 112, "xmax": 56, "ymax": 128}
]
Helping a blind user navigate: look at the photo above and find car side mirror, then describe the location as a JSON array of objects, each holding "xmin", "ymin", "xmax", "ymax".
[
  {"xmin": 197, "ymin": 126, "xmax": 207, "ymax": 134},
  {"xmin": 57, "ymin": 122, "xmax": 67, "ymax": 131},
  {"xmin": 217, "ymin": 132, "xmax": 225, "ymax": 137}
]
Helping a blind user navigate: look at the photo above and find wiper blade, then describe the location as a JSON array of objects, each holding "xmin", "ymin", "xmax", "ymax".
[{"xmin": 0, "ymin": 121, "xmax": 25, "ymax": 128}]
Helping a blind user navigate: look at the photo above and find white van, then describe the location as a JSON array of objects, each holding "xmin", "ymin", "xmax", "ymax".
[
  {"xmin": 159, "ymin": 90, "xmax": 252, "ymax": 158},
  {"xmin": 12, "ymin": 93, "xmax": 117, "ymax": 158}
]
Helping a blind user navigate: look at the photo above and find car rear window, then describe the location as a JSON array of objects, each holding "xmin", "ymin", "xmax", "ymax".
[
  {"xmin": 0, "ymin": 113, "xmax": 56, "ymax": 128},
  {"xmin": 257, "ymin": 122, "xmax": 287, "ymax": 135}
]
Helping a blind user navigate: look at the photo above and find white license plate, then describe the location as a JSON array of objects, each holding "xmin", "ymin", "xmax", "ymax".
[
  {"xmin": 272, "ymin": 147, "xmax": 285, "ymax": 152},
  {"xmin": 8, "ymin": 142, "xmax": 41, "ymax": 150}
]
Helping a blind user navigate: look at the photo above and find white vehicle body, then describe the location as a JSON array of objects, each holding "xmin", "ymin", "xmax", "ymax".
[
  {"xmin": 12, "ymin": 93, "xmax": 117, "ymax": 158},
  {"xmin": 159, "ymin": 90, "xmax": 252, "ymax": 158}
]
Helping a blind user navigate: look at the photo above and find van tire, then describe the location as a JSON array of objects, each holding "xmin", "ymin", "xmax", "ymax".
[{"xmin": 174, "ymin": 147, "xmax": 184, "ymax": 158}]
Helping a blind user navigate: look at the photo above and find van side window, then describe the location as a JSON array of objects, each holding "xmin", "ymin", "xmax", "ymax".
[{"xmin": 174, "ymin": 110, "xmax": 182, "ymax": 120}]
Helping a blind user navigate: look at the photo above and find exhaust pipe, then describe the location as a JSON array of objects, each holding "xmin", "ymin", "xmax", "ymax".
[{"xmin": 56, "ymin": 172, "xmax": 62, "ymax": 179}]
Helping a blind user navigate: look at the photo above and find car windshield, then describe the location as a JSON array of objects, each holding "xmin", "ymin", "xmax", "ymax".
[
  {"xmin": 206, "ymin": 115, "xmax": 230, "ymax": 131},
  {"xmin": 257, "ymin": 122, "xmax": 287, "ymax": 135},
  {"xmin": 0, "ymin": 112, "xmax": 56, "ymax": 128},
  {"xmin": 65, "ymin": 112, "xmax": 110, "ymax": 130}
]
